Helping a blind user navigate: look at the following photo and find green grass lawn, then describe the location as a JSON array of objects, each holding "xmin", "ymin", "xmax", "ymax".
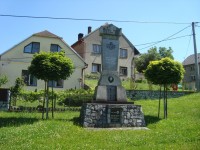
[
  {"xmin": 0, "ymin": 93, "xmax": 200, "ymax": 150},
  {"xmin": 85, "ymin": 79, "xmax": 161, "ymax": 90}
]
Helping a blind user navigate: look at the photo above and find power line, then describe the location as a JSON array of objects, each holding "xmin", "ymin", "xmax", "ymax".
[
  {"xmin": 0, "ymin": 14, "xmax": 192, "ymax": 24},
  {"xmin": 139, "ymin": 25, "xmax": 191, "ymax": 50},
  {"xmin": 184, "ymin": 30, "xmax": 192, "ymax": 60},
  {"xmin": 135, "ymin": 34, "xmax": 192, "ymax": 47}
]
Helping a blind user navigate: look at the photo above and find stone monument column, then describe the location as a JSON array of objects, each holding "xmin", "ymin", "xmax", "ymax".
[{"xmin": 94, "ymin": 24, "xmax": 127, "ymax": 102}]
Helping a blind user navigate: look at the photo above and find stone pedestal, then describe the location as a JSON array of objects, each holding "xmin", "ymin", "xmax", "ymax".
[
  {"xmin": 95, "ymin": 71, "xmax": 127, "ymax": 102},
  {"xmin": 80, "ymin": 103, "xmax": 146, "ymax": 128}
]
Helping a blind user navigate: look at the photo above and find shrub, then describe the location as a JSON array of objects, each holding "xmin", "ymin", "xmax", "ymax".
[
  {"xmin": 57, "ymin": 89, "xmax": 94, "ymax": 107},
  {"xmin": 85, "ymin": 73, "xmax": 100, "ymax": 80}
]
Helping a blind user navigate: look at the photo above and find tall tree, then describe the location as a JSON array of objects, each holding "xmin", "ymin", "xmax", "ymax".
[
  {"xmin": 28, "ymin": 51, "xmax": 74, "ymax": 119},
  {"xmin": 159, "ymin": 47, "xmax": 174, "ymax": 60},
  {"xmin": 144, "ymin": 57, "xmax": 185, "ymax": 119},
  {"xmin": 135, "ymin": 47, "xmax": 174, "ymax": 73}
]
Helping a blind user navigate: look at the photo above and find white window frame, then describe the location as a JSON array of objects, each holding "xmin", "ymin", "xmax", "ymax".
[
  {"xmin": 92, "ymin": 63, "xmax": 101, "ymax": 73},
  {"xmin": 50, "ymin": 44, "xmax": 61, "ymax": 52},
  {"xmin": 24, "ymin": 42, "xmax": 40, "ymax": 54},
  {"xmin": 22, "ymin": 70, "xmax": 37, "ymax": 86},
  {"xmin": 48, "ymin": 80, "xmax": 64, "ymax": 88},
  {"xmin": 119, "ymin": 66, "xmax": 128, "ymax": 76},
  {"xmin": 92, "ymin": 44, "xmax": 101, "ymax": 54},
  {"xmin": 120, "ymin": 48, "xmax": 128, "ymax": 58}
]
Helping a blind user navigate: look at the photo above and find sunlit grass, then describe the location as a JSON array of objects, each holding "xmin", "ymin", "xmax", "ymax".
[
  {"xmin": 0, "ymin": 93, "xmax": 200, "ymax": 149},
  {"xmin": 85, "ymin": 78, "xmax": 160, "ymax": 90}
]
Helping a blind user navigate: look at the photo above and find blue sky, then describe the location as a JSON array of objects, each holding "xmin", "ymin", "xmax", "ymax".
[{"xmin": 0, "ymin": 0, "xmax": 199, "ymax": 62}]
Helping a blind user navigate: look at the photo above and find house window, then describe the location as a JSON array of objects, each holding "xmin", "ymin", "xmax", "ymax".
[
  {"xmin": 92, "ymin": 44, "xmax": 101, "ymax": 54},
  {"xmin": 119, "ymin": 67, "xmax": 128, "ymax": 76},
  {"xmin": 22, "ymin": 70, "xmax": 37, "ymax": 86},
  {"xmin": 24, "ymin": 42, "xmax": 40, "ymax": 54},
  {"xmin": 92, "ymin": 63, "xmax": 101, "ymax": 73},
  {"xmin": 190, "ymin": 66, "xmax": 195, "ymax": 71},
  {"xmin": 120, "ymin": 48, "xmax": 128, "ymax": 58},
  {"xmin": 50, "ymin": 44, "xmax": 61, "ymax": 52},
  {"xmin": 48, "ymin": 80, "xmax": 63, "ymax": 88},
  {"xmin": 191, "ymin": 75, "xmax": 196, "ymax": 81}
]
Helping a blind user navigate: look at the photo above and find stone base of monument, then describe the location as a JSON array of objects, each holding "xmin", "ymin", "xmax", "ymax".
[{"xmin": 80, "ymin": 103, "xmax": 146, "ymax": 128}]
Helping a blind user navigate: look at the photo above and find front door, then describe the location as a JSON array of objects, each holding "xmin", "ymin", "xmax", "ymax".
[{"xmin": 107, "ymin": 86, "xmax": 117, "ymax": 101}]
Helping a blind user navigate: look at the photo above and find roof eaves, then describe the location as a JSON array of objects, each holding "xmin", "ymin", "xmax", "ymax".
[
  {"xmin": 61, "ymin": 39, "xmax": 87, "ymax": 66},
  {"xmin": 0, "ymin": 35, "xmax": 32, "ymax": 56},
  {"xmin": 122, "ymin": 33, "xmax": 140, "ymax": 55}
]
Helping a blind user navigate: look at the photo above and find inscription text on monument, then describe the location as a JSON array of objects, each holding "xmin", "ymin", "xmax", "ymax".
[{"xmin": 110, "ymin": 108, "xmax": 121, "ymax": 123}]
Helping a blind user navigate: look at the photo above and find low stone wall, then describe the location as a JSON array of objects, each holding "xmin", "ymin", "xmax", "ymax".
[
  {"xmin": 126, "ymin": 90, "xmax": 193, "ymax": 100},
  {"xmin": 80, "ymin": 103, "xmax": 146, "ymax": 128},
  {"xmin": 8, "ymin": 106, "xmax": 80, "ymax": 112}
]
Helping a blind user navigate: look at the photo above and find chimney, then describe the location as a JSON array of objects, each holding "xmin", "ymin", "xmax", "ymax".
[
  {"xmin": 88, "ymin": 26, "xmax": 92, "ymax": 34},
  {"xmin": 78, "ymin": 33, "xmax": 84, "ymax": 40}
]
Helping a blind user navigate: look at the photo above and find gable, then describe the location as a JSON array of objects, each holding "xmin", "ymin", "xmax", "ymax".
[
  {"xmin": 71, "ymin": 23, "xmax": 140, "ymax": 55},
  {"xmin": 0, "ymin": 31, "xmax": 86, "ymax": 67}
]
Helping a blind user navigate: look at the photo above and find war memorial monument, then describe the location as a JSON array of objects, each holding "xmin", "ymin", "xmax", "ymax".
[{"xmin": 80, "ymin": 24, "xmax": 146, "ymax": 128}]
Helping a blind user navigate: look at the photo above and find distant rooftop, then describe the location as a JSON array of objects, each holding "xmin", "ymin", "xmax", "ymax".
[
  {"xmin": 33, "ymin": 30, "xmax": 62, "ymax": 39},
  {"xmin": 182, "ymin": 53, "xmax": 200, "ymax": 65}
]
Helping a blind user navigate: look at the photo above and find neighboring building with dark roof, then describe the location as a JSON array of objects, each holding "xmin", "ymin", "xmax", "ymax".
[
  {"xmin": 71, "ymin": 24, "xmax": 140, "ymax": 79},
  {"xmin": 0, "ymin": 30, "xmax": 87, "ymax": 90},
  {"xmin": 182, "ymin": 53, "xmax": 200, "ymax": 90}
]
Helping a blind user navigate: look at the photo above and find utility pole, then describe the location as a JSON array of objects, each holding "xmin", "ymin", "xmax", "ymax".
[{"xmin": 192, "ymin": 22, "xmax": 200, "ymax": 91}]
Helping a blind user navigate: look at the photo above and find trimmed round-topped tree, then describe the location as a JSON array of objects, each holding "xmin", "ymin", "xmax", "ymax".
[{"xmin": 145, "ymin": 57, "xmax": 185, "ymax": 119}]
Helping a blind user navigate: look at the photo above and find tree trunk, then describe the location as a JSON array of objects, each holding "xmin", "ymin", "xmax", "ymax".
[
  {"xmin": 158, "ymin": 85, "xmax": 162, "ymax": 118},
  {"xmin": 52, "ymin": 81, "xmax": 54, "ymax": 119},
  {"xmin": 163, "ymin": 84, "xmax": 168, "ymax": 119},
  {"xmin": 46, "ymin": 81, "xmax": 49, "ymax": 119},
  {"xmin": 42, "ymin": 81, "xmax": 47, "ymax": 120}
]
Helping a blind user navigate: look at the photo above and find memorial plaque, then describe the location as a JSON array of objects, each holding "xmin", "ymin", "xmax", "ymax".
[
  {"xmin": 110, "ymin": 108, "xmax": 121, "ymax": 123},
  {"xmin": 102, "ymin": 39, "xmax": 119, "ymax": 71}
]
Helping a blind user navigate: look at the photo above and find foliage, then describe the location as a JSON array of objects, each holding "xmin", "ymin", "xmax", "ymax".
[
  {"xmin": 28, "ymin": 51, "xmax": 74, "ymax": 81},
  {"xmin": 0, "ymin": 74, "xmax": 8, "ymax": 87},
  {"xmin": 159, "ymin": 47, "xmax": 174, "ymax": 59},
  {"xmin": 57, "ymin": 89, "xmax": 94, "ymax": 106},
  {"xmin": 145, "ymin": 57, "xmax": 185, "ymax": 85},
  {"xmin": 145, "ymin": 57, "xmax": 185, "ymax": 119},
  {"xmin": 28, "ymin": 51, "xmax": 74, "ymax": 119},
  {"xmin": 8, "ymin": 89, "xmax": 93, "ymax": 107},
  {"xmin": 85, "ymin": 73, "xmax": 100, "ymax": 79},
  {"xmin": 0, "ymin": 93, "xmax": 199, "ymax": 149},
  {"xmin": 135, "ymin": 47, "xmax": 174, "ymax": 73},
  {"xmin": 20, "ymin": 90, "xmax": 44, "ymax": 103},
  {"xmin": 10, "ymin": 78, "xmax": 25, "ymax": 106}
]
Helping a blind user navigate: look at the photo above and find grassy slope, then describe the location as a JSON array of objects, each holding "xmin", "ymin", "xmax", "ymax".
[
  {"xmin": 0, "ymin": 93, "xmax": 199, "ymax": 150},
  {"xmin": 85, "ymin": 79, "xmax": 160, "ymax": 90}
]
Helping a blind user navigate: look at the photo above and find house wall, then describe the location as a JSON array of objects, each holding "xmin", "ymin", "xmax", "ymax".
[
  {"xmin": 0, "ymin": 36, "xmax": 85, "ymax": 91},
  {"xmin": 118, "ymin": 35, "xmax": 135, "ymax": 78},
  {"xmin": 183, "ymin": 64, "xmax": 200, "ymax": 90},
  {"xmin": 84, "ymin": 30, "xmax": 102, "ymax": 74},
  {"xmin": 183, "ymin": 64, "xmax": 195, "ymax": 83}
]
